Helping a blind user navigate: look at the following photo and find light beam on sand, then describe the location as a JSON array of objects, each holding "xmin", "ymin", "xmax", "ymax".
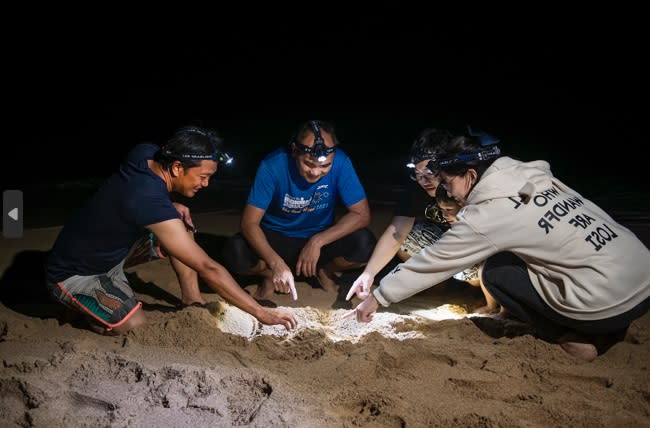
[
  {"xmin": 410, "ymin": 304, "xmax": 469, "ymax": 321},
  {"xmin": 210, "ymin": 303, "xmax": 427, "ymax": 343},
  {"xmin": 208, "ymin": 302, "xmax": 495, "ymax": 342}
]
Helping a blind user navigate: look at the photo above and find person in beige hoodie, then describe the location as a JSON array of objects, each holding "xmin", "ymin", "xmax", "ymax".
[{"xmin": 347, "ymin": 129, "xmax": 649, "ymax": 362}]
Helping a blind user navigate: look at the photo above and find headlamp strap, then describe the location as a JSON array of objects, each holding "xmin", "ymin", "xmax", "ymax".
[
  {"xmin": 162, "ymin": 146, "xmax": 233, "ymax": 164},
  {"xmin": 436, "ymin": 146, "xmax": 501, "ymax": 168},
  {"xmin": 293, "ymin": 121, "xmax": 336, "ymax": 160}
]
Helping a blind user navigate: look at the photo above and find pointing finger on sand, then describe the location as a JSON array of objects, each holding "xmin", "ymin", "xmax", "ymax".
[
  {"xmin": 342, "ymin": 308, "xmax": 358, "ymax": 320},
  {"xmin": 345, "ymin": 284, "xmax": 359, "ymax": 301},
  {"xmin": 288, "ymin": 277, "xmax": 298, "ymax": 301},
  {"xmin": 346, "ymin": 272, "xmax": 371, "ymax": 301}
]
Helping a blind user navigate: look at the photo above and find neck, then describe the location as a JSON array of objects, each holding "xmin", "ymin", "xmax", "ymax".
[{"xmin": 149, "ymin": 160, "xmax": 173, "ymax": 192}]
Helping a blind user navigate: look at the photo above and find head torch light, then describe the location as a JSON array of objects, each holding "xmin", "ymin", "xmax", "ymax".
[{"xmin": 293, "ymin": 120, "xmax": 336, "ymax": 163}]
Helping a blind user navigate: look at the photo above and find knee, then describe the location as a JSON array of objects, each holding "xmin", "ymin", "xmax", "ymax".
[
  {"xmin": 351, "ymin": 228, "xmax": 377, "ymax": 261},
  {"xmin": 222, "ymin": 233, "xmax": 254, "ymax": 273}
]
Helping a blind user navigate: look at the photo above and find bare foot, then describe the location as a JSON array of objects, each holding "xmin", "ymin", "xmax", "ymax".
[
  {"xmin": 474, "ymin": 304, "xmax": 500, "ymax": 315},
  {"xmin": 465, "ymin": 278, "xmax": 481, "ymax": 287},
  {"xmin": 254, "ymin": 278, "xmax": 275, "ymax": 300},
  {"xmin": 558, "ymin": 333, "xmax": 598, "ymax": 362},
  {"xmin": 316, "ymin": 268, "xmax": 340, "ymax": 292},
  {"xmin": 492, "ymin": 307, "xmax": 508, "ymax": 320}
]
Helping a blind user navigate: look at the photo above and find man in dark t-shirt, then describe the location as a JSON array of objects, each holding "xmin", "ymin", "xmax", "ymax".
[{"xmin": 46, "ymin": 126, "xmax": 297, "ymax": 335}]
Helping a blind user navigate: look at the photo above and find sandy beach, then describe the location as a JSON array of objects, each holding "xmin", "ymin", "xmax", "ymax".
[{"xmin": 1, "ymin": 204, "xmax": 649, "ymax": 427}]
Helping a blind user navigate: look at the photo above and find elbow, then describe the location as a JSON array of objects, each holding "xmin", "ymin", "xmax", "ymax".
[
  {"xmin": 359, "ymin": 211, "xmax": 371, "ymax": 228},
  {"xmin": 356, "ymin": 206, "xmax": 371, "ymax": 228},
  {"xmin": 240, "ymin": 220, "xmax": 256, "ymax": 239}
]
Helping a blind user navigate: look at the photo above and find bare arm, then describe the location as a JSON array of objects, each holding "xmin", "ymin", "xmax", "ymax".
[
  {"xmin": 297, "ymin": 198, "xmax": 371, "ymax": 277},
  {"xmin": 364, "ymin": 215, "xmax": 414, "ymax": 277},
  {"xmin": 240, "ymin": 204, "xmax": 296, "ymax": 297},
  {"xmin": 240, "ymin": 204, "xmax": 290, "ymax": 274},
  {"xmin": 313, "ymin": 198, "xmax": 371, "ymax": 248},
  {"xmin": 346, "ymin": 215, "xmax": 414, "ymax": 300},
  {"xmin": 148, "ymin": 218, "xmax": 297, "ymax": 330}
]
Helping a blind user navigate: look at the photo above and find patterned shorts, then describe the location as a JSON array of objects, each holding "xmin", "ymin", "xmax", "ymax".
[
  {"xmin": 453, "ymin": 263, "xmax": 481, "ymax": 282},
  {"xmin": 45, "ymin": 234, "xmax": 163, "ymax": 331}
]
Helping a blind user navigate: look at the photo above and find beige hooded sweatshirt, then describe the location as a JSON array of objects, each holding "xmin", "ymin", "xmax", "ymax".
[{"xmin": 374, "ymin": 156, "xmax": 649, "ymax": 321}]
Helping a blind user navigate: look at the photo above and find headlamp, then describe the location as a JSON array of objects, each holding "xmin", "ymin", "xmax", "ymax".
[
  {"xmin": 162, "ymin": 147, "xmax": 234, "ymax": 165},
  {"xmin": 430, "ymin": 127, "xmax": 501, "ymax": 169},
  {"xmin": 407, "ymin": 148, "xmax": 439, "ymax": 169},
  {"xmin": 406, "ymin": 144, "xmax": 440, "ymax": 175},
  {"xmin": 433, "ymin": 146, "xmax": 501, "ymax": 168},
  {"xmin": 407, "ymin": 158, "xmax": 439, "ymax": 179},
  {"xmin": 293, "ymin": 120, "xmax": 336, "ymax": 163}
]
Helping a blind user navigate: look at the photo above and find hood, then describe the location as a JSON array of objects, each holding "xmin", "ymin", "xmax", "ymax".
[{"xmin": 466, "ymin": 156, "xmax": 553, "ymax": 205}]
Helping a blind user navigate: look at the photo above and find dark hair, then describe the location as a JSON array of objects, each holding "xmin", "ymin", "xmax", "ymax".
[
  {"xmin": 436, "ymin": 132, "xmax": 502, "ymax": 178},
  {"xmin": 291, "ymin": 120, "xmax": 339, "ymax": 147},
  {"xmin": 154, "ymin": 125, "xmax": 225, "ymax": 170},
  {"xmin": 435, "ymin": 183, "xmax": 457, "ymax": 205},
  {"xmin": 408, "ymin": 128, "xmax": 454, "ymax": 165}
]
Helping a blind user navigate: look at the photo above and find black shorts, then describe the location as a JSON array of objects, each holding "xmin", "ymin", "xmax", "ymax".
[
  {"xmin": 481, "ymin": 252, "xmax": 649, "ymax": 339},
  {"xmin": 222, "ymin": 227, "xmax": 376, "ymax": 275}
]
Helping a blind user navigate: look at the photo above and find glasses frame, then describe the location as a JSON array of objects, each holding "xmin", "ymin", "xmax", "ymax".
[{"xmin": 409, "ymin": 168, "xmax": 440, "ymax": 183}]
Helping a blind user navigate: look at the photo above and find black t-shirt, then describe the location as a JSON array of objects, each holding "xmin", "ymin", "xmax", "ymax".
[
  {"xmin": 46, "ymin": 144, "xmax": 180, "ymax": 281},
  {"xmin": 391, "ymin": 173, "xmax": 449, "ymax": 258},
  {"xmin": 394, "ymin": 174, "xmax": 447, "ymax": 226}
]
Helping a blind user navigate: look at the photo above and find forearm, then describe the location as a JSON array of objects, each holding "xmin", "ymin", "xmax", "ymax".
[
  {"xmin": 364, "ymin": 216, "xmax": 413, "ymax": 277},
  {"xmin": 311, "ymin": 209, "xmax": 369, "ymax": 248},
  {"xmin": 364, "ymin": 231, "xmax": 403, "ymax": 277},
  {"xmin": 201, "ymin": 263, "xmax": 263, "ymax": 318},
  {"xmin": 374, "ymin": 241, "xmax": 465, "ymax": 306},
  {"xmin": 242, "ymin": 224, "xmax": 285, "ymax": 269}
]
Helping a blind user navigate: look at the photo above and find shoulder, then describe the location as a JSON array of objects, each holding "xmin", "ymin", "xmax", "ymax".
[
  {"xmin": 125, "ymin": 143, "xmax": 159, "ymax": 162},
  {"xmin": 257, "ymin": 148, "xmax": 289, "ymax": 177},
  {"xmin": 333, "ymin": 149, "xmax": 352, "ymax": 164},
  {"xmin": 262, "ymin": 147, "xmax": 289, "ymax": 163}
]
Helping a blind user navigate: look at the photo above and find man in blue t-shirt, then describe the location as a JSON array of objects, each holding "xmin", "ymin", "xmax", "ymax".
[
  {"xmin": 45, "ymin": 125, "xmax": 297, "ymax": 335},
  {"xmin": 223, "ymin": 120, "xmax": 376, "ymax": 307}
]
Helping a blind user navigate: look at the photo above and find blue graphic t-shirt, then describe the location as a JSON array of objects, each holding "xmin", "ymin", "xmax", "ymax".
[
  {"xmin": 46, "ymin": 144, "xmax": 180, "ymax": 281},
  {"xmin": 247, "ymin": 147, "xmax": 366, "ymax": 238}
]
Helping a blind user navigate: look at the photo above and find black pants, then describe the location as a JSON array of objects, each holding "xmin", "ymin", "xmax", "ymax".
[
  {"xmin": 481, "ymin": 252, "xmax": 649, "ymax": 343},
  {"xmin": 222, "ymin": 227, "xmax": 376, "ymax": 277}
]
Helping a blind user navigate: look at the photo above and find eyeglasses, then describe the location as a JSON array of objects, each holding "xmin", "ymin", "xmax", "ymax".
[
  {"xmin": 410, "ymin": 169, "xmax": 439, "ymax": 183},
  {"xmin": 439, "ymin": 173, "xmax": 460, "ymax": 190}
]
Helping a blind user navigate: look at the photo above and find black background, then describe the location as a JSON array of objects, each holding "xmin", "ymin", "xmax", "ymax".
[{"xmin": 6, "ymin": 5, "xmax": 647, "ymax": 191}]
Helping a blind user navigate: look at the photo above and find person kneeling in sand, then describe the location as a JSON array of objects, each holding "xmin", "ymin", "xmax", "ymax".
[
  {"xmin": 435, "ymin": 184, "xmax": 502, "ymax": 315},
  {"xmin": 348, "ymin": 127, "xmax": 649, "ymax": 362},
  {"xmin": 45, "ymin": 125, "xmax": 297, "ymax": 335},
  {"xmin": 222, "ymin": 120, "xmax": 376, "ymax": 307},
  {"xmin": 345, "ymin": 127, "xmax": 499, "ymax": 315}
]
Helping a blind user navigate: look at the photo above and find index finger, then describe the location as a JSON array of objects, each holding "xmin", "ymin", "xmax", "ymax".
[
  {"xmin": 288, "ymin": 277, "xmax": 298, "ymax": 301},
  {"xmin": 345, "ymin": 284, "xmax": 358, "ymax": 301},
  {"xmin": 341, "ymin": 308, "xmax": 357, "ymax": 320}
]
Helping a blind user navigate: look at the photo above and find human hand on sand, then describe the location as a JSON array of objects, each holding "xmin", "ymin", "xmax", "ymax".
[
  {"xmin": 258, "ymin": 308, "xmax": 298, "ymax": 331},
  {"xmin": 342, "ymin": 294, "xmax": 379, "ymax": 323},
  {"xmin": 346, "ymin": 271, "xmax": 373, "ymax": 301}
]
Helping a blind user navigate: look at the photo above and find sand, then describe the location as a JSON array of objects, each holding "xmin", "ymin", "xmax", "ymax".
[{"xmin": 1, "ymin": 208, "xmax": 649, "ymax": 427}]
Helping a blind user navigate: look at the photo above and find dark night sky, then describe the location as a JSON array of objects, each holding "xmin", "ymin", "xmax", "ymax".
[{"xmin": 6, "ymin": 5, "xmax": 648, "ymax": 189}]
